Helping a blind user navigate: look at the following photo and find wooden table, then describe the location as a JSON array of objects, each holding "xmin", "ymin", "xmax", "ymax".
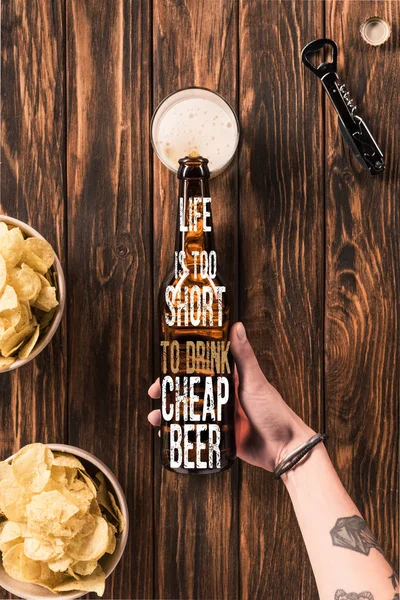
[{"xmin": 1, "ymin": 1, "xmax": 398, "ymax": 599}]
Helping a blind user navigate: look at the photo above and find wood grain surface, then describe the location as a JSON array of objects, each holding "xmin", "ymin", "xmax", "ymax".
[
  {"xmin": 324, "ymin": 0, "xmax": 400, "ymax": 569},
  {"xmin": 239, "ymin": 2, "xmax": 325, "ymax": 598},
  {"xmin": 0, "ymin": 1, "xmax": 398, "ymax": 599}
]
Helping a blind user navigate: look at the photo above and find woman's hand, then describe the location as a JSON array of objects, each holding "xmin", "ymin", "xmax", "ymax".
[{"xmin": 148, "ymin": 322, "xmax": 315, "ymax": 471}]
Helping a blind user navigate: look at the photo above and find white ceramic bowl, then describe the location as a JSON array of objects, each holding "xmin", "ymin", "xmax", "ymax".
[
  {"xmin": 0, "ymin": 443, "xmax": 129, "ymax": 599},
  {"xmin": 0, "ymin": 216, "xmax": 66, "ymax": 373}
]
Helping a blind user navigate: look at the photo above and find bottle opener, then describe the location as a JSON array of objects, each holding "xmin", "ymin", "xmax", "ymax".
[{"xmin": 301, "ymin": 38, "xmax": 385, "ymax": 176}]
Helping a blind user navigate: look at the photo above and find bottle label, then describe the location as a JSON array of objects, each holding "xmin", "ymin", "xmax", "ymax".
[{"xmin": 161, "ymin": 196, "xmax": 233, "ymax": 471}]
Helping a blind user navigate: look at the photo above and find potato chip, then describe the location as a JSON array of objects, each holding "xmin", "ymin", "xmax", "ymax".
[
  {"xmin": 106, "ymin": 522, "xmax": 117, "ymax": 554},
  {"xmin": 32, "ymin": 285, "xmax": 58, "ymax": 312},
  {"xmin": 72, "ymin": 559, "xmax": 98, "ymax": 576},
  {"xmin": 1, "ymin": 305, "xmax": 22, "ymax": 329},
  {"xmin": 38, "ymin": 272, "xmax": 51, "ymax": 288},
  {"xmin": 12, "ymin": 443, "xmax": 53, "ymax": 492},
  {"xmin": 0, "ymin": 476, "xmax": 31, "ymax": 522},
  {"xmin": 10, "ymin": 263, "xmax": 41, "ymax": 303},
  {"xmin": 67, "ymin": 515, "xmax": 109, "ymax": 561},
  {"xmin": 0, "ymin": 323, "xmax": 36, "ymax": 357},
  {"xmin": 24, "ymin": 237, "xmax": 55, "ymax": 269},
  {"xmin": 109, "ymin": 490, "xmax": 125, "ymax": 533},
  {"xmin": 20, "ymin": 246, "xmax": 49, "ymax": 275},
  {"xmin": 79, "ymin": 470, "xmax": 98, "ymax": 497},
  {"xmin": 15, "ymin": 300, "xmax": 32, "ymax": 331},
  {"xmin": 3, "ymin": 542, "xmax": 32, "ymax": 582},
  {"xmin": 0, "ymin": 461, "xmax": 13, "ymax": 482},
  {"xmin": 0, "ymin": 221, "xmax": 8, "ymax": 241},
  {"xmin": 0, "ymin": 356, "xmax": 16, "ymax": 369},
  {"xmin": 18, "ymin": 324, "xmax": 40, "ymax": 359},
  {"xmin": 53, "ymin": 566, "xmax": 106, "ymax": 596},
  {"xmin": 0, "ymin": 226, "xmax": 24, "ymax": 268},
  {"xmin": 0, "ymin": 254, "xmax": 6, "ymax": 294},
  {"xmin": 26, "ymin": 490, "xmax": 79, "ymax": 530},
  {"xmin": 0, "ymin": 284, "xmax": 18, "ymax": 313},
  {"xmin": 0, "ymin": 226, "xmax": 60, "ymax": 368},
  {"xmin": 0, "ymin": 537, "xmax": 24, "ymax": 554},
  {"xmin": 50, "ymin": 465, "xmax": 68, "ymax": 486},
  {"xmin": 24, "ymin": 536, "xmax": 64, "ymax": 562},
  {"xmin": 0, "ymin": 521, "xmax": 25, "ymax": 546},
  {"xmin": 0, "ymin": 445, "xmax": 123, "ymax": 597},
  {"xmin": 53, "ymin": 453, "xmax": 85, "ymax": 470},
  {"xmin": 47, "ymin": 555, "xmax": 73, "ymax": 572},
  {"xmin": 96, "ymin": 472, "xmax": 117, "ymax": 519}
]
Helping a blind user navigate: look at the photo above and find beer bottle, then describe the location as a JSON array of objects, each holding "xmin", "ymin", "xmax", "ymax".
[{"xmin": 160, "ymin": 155, "xmax": 236, "ymax": 474}]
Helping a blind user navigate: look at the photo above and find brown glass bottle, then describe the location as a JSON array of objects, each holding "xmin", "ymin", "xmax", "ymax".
[{"xmin": 159, "ymin": 156, "xmax": 236, "ymax": 474}]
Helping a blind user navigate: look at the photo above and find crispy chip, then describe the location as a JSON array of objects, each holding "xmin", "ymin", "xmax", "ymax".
[
  {"xmin": 24, "ymin": 536, "xmax": 65, "ymax": 562},
  {"xmin": 0, "ymin": 323, "xmax": 36, "ymax": 357},
  {"xmin": 0, "ymin": 221, "xmax": 8, "ymax": 241},
  {"xmin": 53, "ymin": 566, "xmax": 105, "ymax": 596},
  {"xmin": 47, "ymin": 555, "xmax": 73, "ymax": 572},
  {"xmin": 0, "ymin": 305, "xmax": 22, "ymax": 329},
  {"xmin": 0, "ymin": 445, "xmax": 122, "ymax": 597},
  {"xmin": 109, "ymin": 490, "xmax": 125, "ymax": 533},
  {"xmin": 38, "ymin": 272, "xmax": 51, "ymax": 288},
  {"xmin": 0, "ymin": 254, "xmax": 6, "ymax": 295},
  {"xmin": 72, "ymin": 560, "xmax": 98, "ymax": 576},
  {"xmin": 18, "ymin": 324, "xmax": 40, "ymax": 359},
  {"xmin": 67, "ymin": 515, "xmax": 109, "ymax": 561},
  {"xmin": 32, "ymin": 285, "xmax": 58, "ymax": 312},
  {"xmin": 0, "ymin": 521, "xmax": 25, "ymax": 547},
  {"xmin": 9, "ymin": 263, "xmax": 41, "ymax": 303},
  {"xmin": 79, "ymin": 470, "xmax": 98, "ymax": 497},
  {"xmin": 12, "ymin": 443, "xmax": 53, "ymax": 492},
  {"xmin": 0, "ymin": 476, "xmax": 31, "ymax": 522},
  {"xmin": 0, "ymin": 227, "xmax": 24, "ymax": 268},
  {"xmin": 20, "ymin": 246, "xmax": 49, "ymax": 275},
  {"xmin": 0, "ymin": 284, "xmax": 18, "ymax": 313},
  {"xmin": 53, "ymin": 453, "xmax": 85, "ymax": 470},
  {"xmin": 26, "ymin": 490, "xmax": 79, "ymax": 531},
  {"xmin": 24, "ymin": 238, "xmax": 55, "ymax": 269},
  {"xmin": 106, "ymin": 522, "xmax": 117, "ymax": 554},
  {"xmin": 0, "ymin": 356, "xmax": 16, "ymax": 369},
  {"xmin": 15, "ymin": 300, "xmax": 32, "ymax": 331}
]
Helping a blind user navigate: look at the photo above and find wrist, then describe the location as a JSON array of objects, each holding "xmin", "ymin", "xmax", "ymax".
[
  {"xmin": 273, "ymin": 420, "xmax": 316, "ymax": 471},
  {"xmin": 280, "ymin": 440, "xmax": 329, "ymax": 490}
]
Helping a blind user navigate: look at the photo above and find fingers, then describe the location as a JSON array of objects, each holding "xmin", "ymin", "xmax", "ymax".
[
  {"xmin": 230, "ymin": 322, "xmax": 267, "ymax": 391},
  {"xmin": 148, "ymin": 378, "xmax": 161, "ymax": 398},
  {"xmin": 148, "ymin": 409, "xmax": 161, "ymax": 426}
]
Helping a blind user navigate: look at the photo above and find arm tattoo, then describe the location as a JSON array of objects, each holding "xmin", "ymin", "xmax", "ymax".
[
  {"xmin": 334, "ymin": 591, "xmax": 374, "ymax": 600},
  {"xmin": 330, "ymin": 515, "xmax": 383, "ymax": 556}
]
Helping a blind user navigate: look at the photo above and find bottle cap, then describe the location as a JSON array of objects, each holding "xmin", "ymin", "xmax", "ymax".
[{"xmin": 360, "ymin": 17, "xmax": 391, "ymax": 46}]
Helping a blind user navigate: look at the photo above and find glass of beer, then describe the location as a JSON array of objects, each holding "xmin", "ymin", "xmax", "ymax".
[{"xmin": 151, "ymin": 87, "xmax": 239, "ymax": 177}]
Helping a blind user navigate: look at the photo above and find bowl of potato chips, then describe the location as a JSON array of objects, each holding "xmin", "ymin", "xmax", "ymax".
[
  {"xmin": 0, "ymin": 443, "xmax": 129, "ymax": 598},
  {"xmin": 0, "ymin": 216, "xmax": 65, "ymax": 372}
]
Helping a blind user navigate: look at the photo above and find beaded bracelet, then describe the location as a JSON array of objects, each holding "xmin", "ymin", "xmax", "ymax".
[{"xmin": 274, "ymin": 433, "xmax": 328, "ymax": 479}]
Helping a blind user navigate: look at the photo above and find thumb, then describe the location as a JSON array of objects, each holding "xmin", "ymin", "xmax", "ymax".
[{"xmin": 229, "ymin": 322, "xmax": 266, "ymax": 390}]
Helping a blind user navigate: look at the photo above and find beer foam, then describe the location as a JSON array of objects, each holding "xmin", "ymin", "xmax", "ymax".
[{"xmin": 152, "ymin": 91, "xmax": 239, "ymax": 175}]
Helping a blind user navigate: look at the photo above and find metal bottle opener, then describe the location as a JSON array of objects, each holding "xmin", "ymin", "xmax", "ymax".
[{"xmin": 301, "ymin": 38, "xmax": 385, "ymax": 176}]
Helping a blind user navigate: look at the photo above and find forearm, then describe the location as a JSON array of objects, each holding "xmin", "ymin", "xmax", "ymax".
[{"xmin": 282, "ymin": 443, "xmax": 398, "ymax": 600}]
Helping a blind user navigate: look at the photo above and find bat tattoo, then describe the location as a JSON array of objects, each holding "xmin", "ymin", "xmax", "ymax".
[
  {"xmin": 334, "ymin": 591, "xmax": 373, "ymax": 600},
  {"xmin": 330, "ymin": 515, "xmax": 383, "ymax": 556}
]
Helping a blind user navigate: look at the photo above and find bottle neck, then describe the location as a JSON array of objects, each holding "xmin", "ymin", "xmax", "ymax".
[{"xmin": 175, "ymin": 177, "xmax": 214, "ymax": 256}]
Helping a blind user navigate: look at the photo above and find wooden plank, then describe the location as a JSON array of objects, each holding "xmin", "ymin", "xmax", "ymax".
[
  {"xmin": 325, "ymin": 0, "xmax": 399, "ymax": 568},
  {"xmin": 238, "ymin": 1, "xmax": 325, "ymax": 598},
  {"xmin": 152, "ymin": 1, "xmax": 239, "ymax": 598},
  {"xmin": 66, "ymin": 1, "xmax": 153, "ymax": 597},
  {"xmin": 0, "ymin": 0, "xmax": 67, "ymax": 472}
]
